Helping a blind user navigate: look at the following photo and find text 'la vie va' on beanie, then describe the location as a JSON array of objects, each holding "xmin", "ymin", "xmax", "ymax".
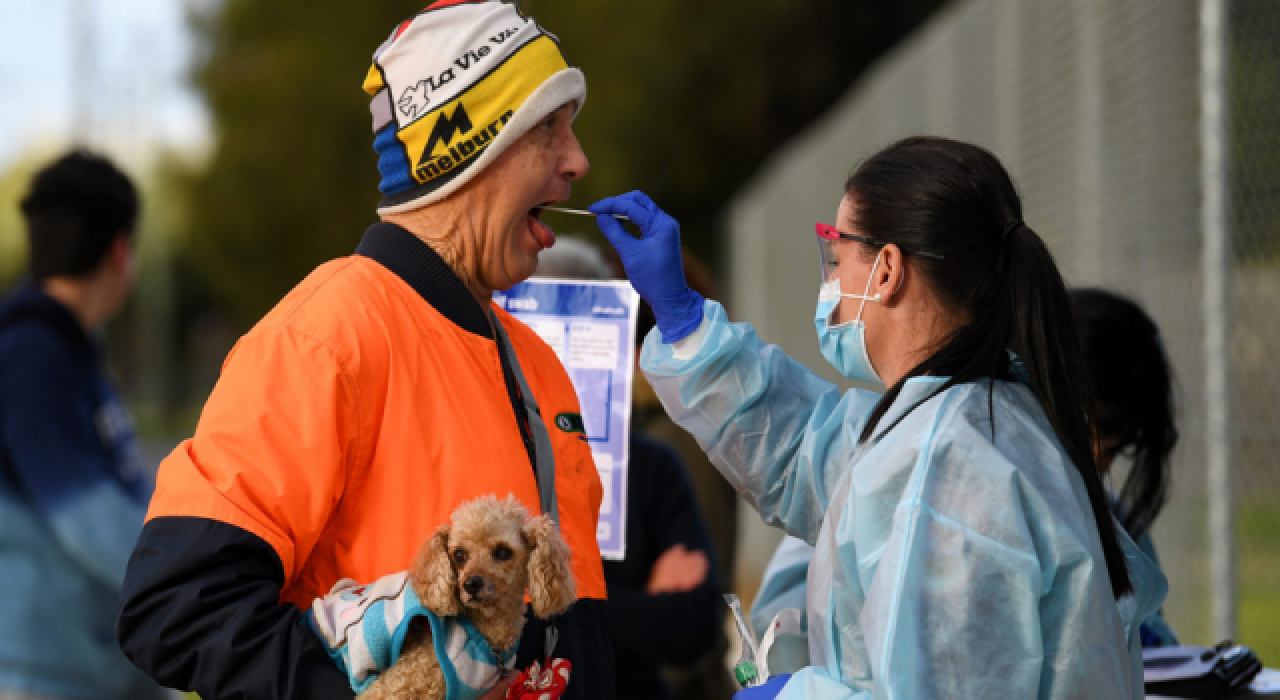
[{"xmin": 364, "ymin": 0, "xmax": 586, "ymax": 215}]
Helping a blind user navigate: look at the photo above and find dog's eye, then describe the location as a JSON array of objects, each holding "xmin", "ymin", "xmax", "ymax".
[
  {"xmin": 452, "ymin": 549, "xmax": 469, "ymax": 567},
  {"xmin": 492, "ymin": 544, "xmax": 513, "ymax": 562}
]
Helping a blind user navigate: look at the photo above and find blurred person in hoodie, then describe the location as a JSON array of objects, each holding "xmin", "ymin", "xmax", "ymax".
[
  {"xmin": 535, "ymin": 238, "xmax": 734, "ymax": 700},
  {"xmin": 0, "ymin": 152, "xmax": 167, "ymax": 700}
]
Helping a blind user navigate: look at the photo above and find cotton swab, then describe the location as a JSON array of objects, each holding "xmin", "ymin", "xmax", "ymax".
[{"xmin": 538, "ymin": 205, "xmax": 630, "ymax": 222}]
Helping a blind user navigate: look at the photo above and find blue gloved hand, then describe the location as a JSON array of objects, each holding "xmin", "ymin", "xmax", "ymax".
[
  {"xmin": 734, "ymin": 674, "xmax": 791, "ymax": 699},
  {"xmin": 590, "ymin": 191, "xmax": 705, "ymax": 343}
]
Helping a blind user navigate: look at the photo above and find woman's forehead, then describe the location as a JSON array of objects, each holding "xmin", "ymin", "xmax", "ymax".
[{"xmin": 836, "ymin": 195, "xmax": 859, "ymax": 229}]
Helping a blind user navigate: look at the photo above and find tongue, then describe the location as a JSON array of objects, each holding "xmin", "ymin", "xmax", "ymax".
[{"xmin": 530, "ymin": 215, "xmax": 557, "ymax": 249}]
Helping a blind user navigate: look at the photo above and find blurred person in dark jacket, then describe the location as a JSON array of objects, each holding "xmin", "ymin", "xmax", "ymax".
[
  {"xmin": 625, "ymin": 246, "xmax": 738, "ymax": 700},
  {"xmin": 607, "ymin": 432, "xmax": 724, "ymax": 700},
  {"xmin": 0, "ymin": 152, "xmax": 168, "ymax": 700},
  {"xmin": 535, "ymin": 239, "xmax": 732, "ymax": 700}
]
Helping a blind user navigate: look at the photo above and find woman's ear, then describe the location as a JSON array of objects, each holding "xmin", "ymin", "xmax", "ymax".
[
  {"xmin": 877, "ymin": 244, "xmax": 907, "ymax": 302},
  {"xmin": 522, "ymin": 515, "xmax": 577, "ymax": 619},
  {"xmin": 412, "ymin": 525, "xmax": 460, "ymax": 616}
]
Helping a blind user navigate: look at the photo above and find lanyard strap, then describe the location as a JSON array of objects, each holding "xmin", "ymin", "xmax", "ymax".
[{"xmin": 490, "ymin": 312, "xmax": 560, "ymax": 526}]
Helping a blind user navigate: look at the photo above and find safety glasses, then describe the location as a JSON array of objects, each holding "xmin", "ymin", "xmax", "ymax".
[{"xmin": 815, "ymin": 222, "xmax": 945, "ymax": 282}]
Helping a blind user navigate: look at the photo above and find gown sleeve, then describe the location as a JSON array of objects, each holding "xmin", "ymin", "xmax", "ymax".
[{"xmin": 639, "ymin": 299, "xmax": 881, "ymax": 545}]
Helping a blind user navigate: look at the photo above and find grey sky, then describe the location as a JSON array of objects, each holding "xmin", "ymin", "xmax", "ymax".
[{"xmin": 0, "ymin": 0, "xmax": 209, "ymax": 169}]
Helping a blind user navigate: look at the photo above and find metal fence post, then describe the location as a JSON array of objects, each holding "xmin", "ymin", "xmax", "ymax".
[
  {"xmin": 1201, "ymin": 0, "xmax": 1236, "ymax": 642},
  {"xmin": 1076, "ymin": 0, "xmax": 1104, "ymax": 282}
]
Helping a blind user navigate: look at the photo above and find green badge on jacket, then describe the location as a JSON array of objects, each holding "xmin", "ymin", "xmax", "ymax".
[{"xmin": 554, "ymin": 412, "xmax": 586, "ymax": 435}]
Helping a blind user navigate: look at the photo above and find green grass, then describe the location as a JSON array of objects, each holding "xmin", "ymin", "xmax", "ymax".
[{"xmin": 1237, "ymin": 499, "xmax": 1280, "ymax": 665}]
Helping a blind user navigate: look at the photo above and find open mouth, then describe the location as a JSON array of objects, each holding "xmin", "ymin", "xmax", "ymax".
[
  {"xmin": 530, "ymin": 202, "xmax": 559, "ymax": 221},
  {"xmin": 527, "ymin": 202, "xmax": 558, "ymax": 250}
]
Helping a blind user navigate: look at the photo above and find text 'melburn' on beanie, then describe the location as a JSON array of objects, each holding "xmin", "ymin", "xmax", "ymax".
[{"xmin": 364, "ymin": 0, "xmax": 586, "ymax": 215}]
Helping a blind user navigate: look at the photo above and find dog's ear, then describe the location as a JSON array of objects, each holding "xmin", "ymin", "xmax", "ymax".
[
  {"xmin": 523, "ymin": 514, "xmax": 577, "ymax": 619},
  {"xmin": 412, "ymin": 524, "xmax": 460, "ymax": 617}
]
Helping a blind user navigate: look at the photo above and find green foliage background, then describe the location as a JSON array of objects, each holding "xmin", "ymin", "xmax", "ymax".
[
  {"xmin": 0, "ymin": 155, "xmax": 40, "ymax": 288},
  {"xmin": 182, "ymin": 0, "xmax": 943, "ymax": 326}
]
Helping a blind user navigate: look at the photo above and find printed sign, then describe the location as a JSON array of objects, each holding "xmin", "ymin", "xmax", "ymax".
[{"xmin": 495, "ymin": 279, "xmax": 640, "ymax": 560}]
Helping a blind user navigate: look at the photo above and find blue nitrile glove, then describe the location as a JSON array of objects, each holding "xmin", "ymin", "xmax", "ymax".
[
  {"xmin": 590, "ymin": 191, "xmax": 705, "ymax": 343},
  {"xmin": 734, "ymin": 674, "xmax": 791, "ymax": 699}
]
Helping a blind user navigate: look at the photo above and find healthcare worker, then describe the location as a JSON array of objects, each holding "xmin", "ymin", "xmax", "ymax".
[
  {"xmin": 591, "ymin": 136, "xmax": 1167, "ymax": 699},
  {"xmin": 751, "ymin": 288, "xmax": 1187, "ymax": 654},
  {"xmin": 1073, "ymin": 287, "xmax": 1181, "ymax": 648}
]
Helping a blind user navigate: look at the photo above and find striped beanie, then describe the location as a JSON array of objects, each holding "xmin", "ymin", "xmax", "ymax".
[{"xmin": 364, "ymin": 0, "xmax": 586, "ymax": 214}]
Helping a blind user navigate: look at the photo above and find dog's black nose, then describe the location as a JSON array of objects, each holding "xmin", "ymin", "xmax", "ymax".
[{"xmin": 462, "ymin": 576, "xmax": 485, "ymax": 597}]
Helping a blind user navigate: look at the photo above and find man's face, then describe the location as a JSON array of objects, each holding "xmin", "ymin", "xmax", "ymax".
[{"xmin": 460, "ymin": 102, "xmax": 589, "ymax": 292}]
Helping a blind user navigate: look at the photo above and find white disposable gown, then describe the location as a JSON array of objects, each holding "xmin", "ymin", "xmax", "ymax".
[{"xmin": 640, "ymin": 301, "xmax": 1167, "ymax": 700}]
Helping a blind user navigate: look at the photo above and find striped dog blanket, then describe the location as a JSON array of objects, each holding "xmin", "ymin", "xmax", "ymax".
[{"xmin": 308, "ymin": 572, "xmax": 516, "ymax": 699}]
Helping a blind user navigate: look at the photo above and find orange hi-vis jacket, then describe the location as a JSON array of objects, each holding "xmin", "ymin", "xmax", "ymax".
[{"xmin": 145, "ymin": 225, "xmax": 606, "ymax": 609}]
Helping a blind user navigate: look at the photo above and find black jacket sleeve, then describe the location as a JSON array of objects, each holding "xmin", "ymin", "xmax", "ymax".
[
  {"xmin": 116, "ymin": 516, "xmax": 354, "ymax": 700},
  {"xmin": 603, "ymin": 434, "xmax": 724, "ymax": 668},
  {"xmin": 605, "ymin": 582, "xmax": 721, "ymax": 666}
]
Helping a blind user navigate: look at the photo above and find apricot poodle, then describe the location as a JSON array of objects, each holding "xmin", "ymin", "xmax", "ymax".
[{"xmin": 359, "ymin": 495, "xmax": 576, "ymax": 699}]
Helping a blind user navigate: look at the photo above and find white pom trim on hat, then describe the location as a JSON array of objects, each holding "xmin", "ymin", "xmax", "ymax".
[{"xmin": 376, "ymin": 67, "xmax": 586, "ymax": 215}]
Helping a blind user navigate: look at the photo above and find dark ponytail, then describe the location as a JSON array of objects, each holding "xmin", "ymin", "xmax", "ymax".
[
  {"xmin": 1071, "ymin": 288, "xmax": 1178, "ymax": 540},
  {"xmin": 846, "ymin": 137, "xmax": 1133, "ymax": 598}
]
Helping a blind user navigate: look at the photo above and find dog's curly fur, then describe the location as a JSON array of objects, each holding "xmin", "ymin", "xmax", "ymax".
[{"xmin": 358, "ymin": 496, "xmax": 576, "ymax": 699}]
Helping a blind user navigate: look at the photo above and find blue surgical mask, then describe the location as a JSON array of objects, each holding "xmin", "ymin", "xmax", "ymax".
[{"xmin": 814, "ymin": 251, "xmax": 883, "ymax": 385}]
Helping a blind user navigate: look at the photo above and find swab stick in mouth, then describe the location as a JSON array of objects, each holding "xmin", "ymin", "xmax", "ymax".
[{"xmin": 538, "ymin": 205, "xmax": 630, "ymax": 222}]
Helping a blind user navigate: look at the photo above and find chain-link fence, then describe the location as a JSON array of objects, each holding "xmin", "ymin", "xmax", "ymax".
[
  {"xmin": 726, "ymin": 0, "xmax": 1280, "ymax": 661},
  {"xmin": 1228, "ymin": 0, "xmax": 1280, "ymax": 663}
]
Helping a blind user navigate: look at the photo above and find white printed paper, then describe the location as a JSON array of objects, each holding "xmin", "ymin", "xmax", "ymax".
[{"xmin": 497, "ymin": 278, "xmax": 639, "ymax": 560}]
